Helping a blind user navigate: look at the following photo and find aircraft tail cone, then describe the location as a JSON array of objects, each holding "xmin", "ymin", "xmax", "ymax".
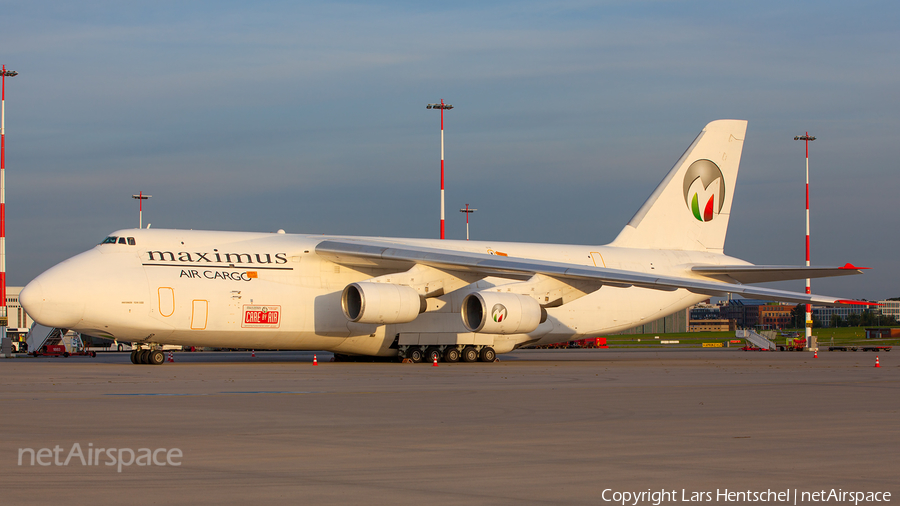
[
  {"xmin": 167, "ymin": 351, "xmax": 174, "ymax": 363},
  {"xmin": 313, "ymin": 354, "xmax": 318, "ymax": 366},
  {"xmin": 251, "ymin": 350, "xmax": 255, "ymax": 358},
  {"xmin": 875, "ymin": 356, "xmax": 881, "ymax": 368},
  {"xmin": 432, "ymin": 356, "xmax": 438, "ymax": 367}
]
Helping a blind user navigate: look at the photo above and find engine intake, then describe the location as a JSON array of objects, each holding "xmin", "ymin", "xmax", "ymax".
[
  {"xmin": 341, "ymin": 282, "xmax": 426, "ymax": 324},
  {"xmin": 461, "ymin": 291, "xmax": 545, "ymax": 334}
]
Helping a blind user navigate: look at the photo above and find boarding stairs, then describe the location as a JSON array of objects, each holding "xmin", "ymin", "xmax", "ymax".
[
  {"xmin": 25, "ymin": 324, "xmax": 66, "ymax": 353},
  {"xmin": 735, "ymin": 329, "xmax": 777, "ymax": 350}
]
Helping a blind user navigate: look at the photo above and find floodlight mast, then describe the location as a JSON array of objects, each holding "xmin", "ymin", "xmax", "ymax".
[
  {"xmin": 427, "ymin": 100, "xmax": 453, "ymax": 239},
  {"xmin": 132, "ymin": 192, "xmax": 151, "ymax": 229},
  {"xmin": 794, "ymin": 133, "xmax": 816, "ymax": 346},
  {"xmin": 0, "ymin": 65, "xmax": 17, "ymax": 336},
  {"xmin": 459, "ymin": 204, "xmax": 477, "ymax": 241}
]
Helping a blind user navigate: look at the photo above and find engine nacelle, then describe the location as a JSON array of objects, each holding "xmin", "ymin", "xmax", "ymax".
[
  {"xmin": 341, "ymin": 282, "xmax": 426, "ymax": 325},
  {"xmin": 461, "ymin": 291, "xmax": 546, "ymax": 334}
]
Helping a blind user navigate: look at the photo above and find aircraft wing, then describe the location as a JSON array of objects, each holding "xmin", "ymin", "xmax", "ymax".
[
  {"xmin": 691, "ymin": 263, "xmax": 868, "ymax": 284},
  {"xmin": 315, "ymin": 239, "xmax": 870, "ymax": 306}
]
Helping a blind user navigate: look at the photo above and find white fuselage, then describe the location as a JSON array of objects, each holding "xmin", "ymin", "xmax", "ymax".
[{"xmin": 20, "ymin": 228, "xmax": 746, "ymax": 356}]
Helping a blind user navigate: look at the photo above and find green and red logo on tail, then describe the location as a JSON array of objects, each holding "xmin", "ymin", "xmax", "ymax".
[{"xmin": 682, "ymin": 159, "xmax": 726, "ymax": 222}]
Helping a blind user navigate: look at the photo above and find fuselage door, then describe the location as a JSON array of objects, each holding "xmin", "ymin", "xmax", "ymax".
[
  {"xmin": 191, "ymin": 300, "xmax": 208, "ymax": 330},
  {"xmin": 158, "ymin": 287, "xmax": 175, "ymax": 317}
]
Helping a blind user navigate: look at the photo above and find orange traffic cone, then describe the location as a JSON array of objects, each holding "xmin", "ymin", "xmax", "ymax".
[
  {"xmin": 251, "ymin": 350, "xmax": 255, "ymax": 358},
  {"xmin": 432, "ymin": 355, "xmax": 438, "ymax": 367},
  {"xmin": 814, "ymin": 350, "xmax": 818, "ymax": 358},
  {"xmin": 313, "ymin": 354, "xmax": 318, "ymax": 366},
  {"xmin": 875, "ymin": 356, "xmax": 881, "ymax": 368}
]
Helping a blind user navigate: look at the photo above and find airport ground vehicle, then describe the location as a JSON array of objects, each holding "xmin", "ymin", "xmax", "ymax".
[
  {"xmin": 32, "ymin": 343, "xmax": 96, "ymax": 358},
  {"xmin": 779, "ymin": 337, "xmax": 807, "ymax": 351},
  {"xmin": 828, "ymin": 345, "xmax": 892, "ymax": 352}
]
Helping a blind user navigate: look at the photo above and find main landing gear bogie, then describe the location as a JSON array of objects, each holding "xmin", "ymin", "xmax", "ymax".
[
  {"xmin": 425, "ymin": 347, "xmax": 442, "ymax": 364},
  {"xmin": 130, "ymin": 348, "xmax": 167, "ymax": 365},
  {"xmin": 403, "ymin": 345, "xmax": 496, "ymax": 364},
  {"xmin": 406, "ymin": 347, "xmax": 424, "ymax": 363},
  {"xmin": 443, "ymin": 347, "xmax": 460, "ymax": 363},
  {"xmin": 479, "ymin": 347, "xmax": 496, "ymax": 362}
]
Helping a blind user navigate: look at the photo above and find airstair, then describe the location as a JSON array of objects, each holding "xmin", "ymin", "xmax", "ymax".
[
  {"xmin": 25, "ymin": 324, "xmax": 66, "ymax": 353},
  {"xmin": 735, "ymin": 329, "xmax": 777, "ymax": 350}
]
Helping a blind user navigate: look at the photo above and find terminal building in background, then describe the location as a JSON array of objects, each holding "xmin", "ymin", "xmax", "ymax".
[
  {"xmin": 5, "ymin": 287, "xmax": 33, "ymax": 345},
  {"xmin": 718, "ymin": 299, "xmax": 795, "ymax": 330},
  {"xmin": 812, "ymin": 306, "xmax": 867, "ymax": 326},
  {"xmin": 691, "ymin": 299, "xmax": 898, "ymax": 331},
  {"xmin": 874, "ymin": 300, "xmax": 900, "ymax": 320},
  {"xmin": 813, "ymin": 300, "xmax": 898, "ymax": 327}
]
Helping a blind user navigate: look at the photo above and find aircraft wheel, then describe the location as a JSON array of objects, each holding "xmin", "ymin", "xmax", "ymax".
[
  {"xmin": 462, "ymin": 346, "xmax": 479, "ymax": 363},
  {"xmin": 443, "ymin": 347, "xmax": 460, "ymax": 363},
  {"xmin": 139, "ymin": 350, "xmax": 152, "ymax": 364},
  {"xmin": 149, "ymin": 350, "xmax": 165, "ymax": 365},
  {"xmin": 479, "ymin": 347, "xmax": 496, "ymax": 362},
  {"xmin": 425, "ymin": 347, "xmax": 442, "ymax": 364},
  {"xmin": 406, "ymin": 348, "xmax": 423, "ymax": 363},
  {"xmin": 130, "ymin": 350, "xmax": 139, "ymax": 364}
]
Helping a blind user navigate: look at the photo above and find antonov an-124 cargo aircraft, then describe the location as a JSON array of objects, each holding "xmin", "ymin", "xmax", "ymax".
[{"xmin": 20, "ymin": 120, "xmax": 869, "ymax": 364}]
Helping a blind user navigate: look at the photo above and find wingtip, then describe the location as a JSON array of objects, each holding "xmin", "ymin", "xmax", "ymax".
[{"xmin": 835, "ymin": 299, "xmax": 878, "ymax": 306}]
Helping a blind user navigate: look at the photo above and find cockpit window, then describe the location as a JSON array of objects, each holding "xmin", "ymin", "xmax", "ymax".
[{"xmin": 100, "ymin": 236, "xmax": 136, "ymax": 245}]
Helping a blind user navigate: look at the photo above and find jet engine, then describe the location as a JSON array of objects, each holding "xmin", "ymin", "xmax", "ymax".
[
  {"xmin": 461, "ymin": 291, "xmax": 546, "ymax": 334},
  {"xmin": 341, "ymin": 282, "xmax": 426, "ymax": 325}
]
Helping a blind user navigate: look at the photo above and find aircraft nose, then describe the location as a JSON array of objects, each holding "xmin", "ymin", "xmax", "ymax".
[
  {"xmin": 21, "ymin": 263, "xmax": 86, "ymax": 329},
  {"xmin": 18, "ymin": 280, "xmax": 43, "ymax": 320}
]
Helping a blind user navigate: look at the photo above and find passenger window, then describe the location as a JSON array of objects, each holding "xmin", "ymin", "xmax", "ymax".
[
  {"xmin": 127, "ymin": 237, "xmax": 136, "ymax": 245},
  {"xmin": 118, "ymin": 237, "xmax": 127, "ymax": 244},
  {"xmin": 101, "ymin": 237, "xmax": 117, "ymax": 244}
]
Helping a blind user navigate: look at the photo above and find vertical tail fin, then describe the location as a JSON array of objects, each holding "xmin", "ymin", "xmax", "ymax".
[{"xmin": 610, "ymin": 119, "xmax": 747, "ymax": 253}]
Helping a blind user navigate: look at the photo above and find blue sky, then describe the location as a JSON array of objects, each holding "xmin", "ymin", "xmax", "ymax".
[{"xmin": 1, "ymin": 1, "xmax": 898, "ymax": 299}]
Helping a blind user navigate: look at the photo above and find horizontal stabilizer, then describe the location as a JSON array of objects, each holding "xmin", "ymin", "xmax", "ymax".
[{"xmin": 691, "ymin": 263, "xmax": 868, "ymax": 284}]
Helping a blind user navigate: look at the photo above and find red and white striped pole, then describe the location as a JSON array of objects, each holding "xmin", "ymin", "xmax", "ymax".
[
  {"xmin": 795, "ymin": 132, "xmax": 816, "ymax": 344},
  {"xmin": 427, "ymin": 100, "xmax": 453, "ymax": 239},
  {"xmin": 132, "ymin": 192, "xmax": 151, "ymax": 229},
  {"xmin": 459, "ymin": 204, "xmax": 476, "ymax": 241},
  {"xmin": 0, "ymin": 66, "xmax": 17, "ymax": 337}
]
